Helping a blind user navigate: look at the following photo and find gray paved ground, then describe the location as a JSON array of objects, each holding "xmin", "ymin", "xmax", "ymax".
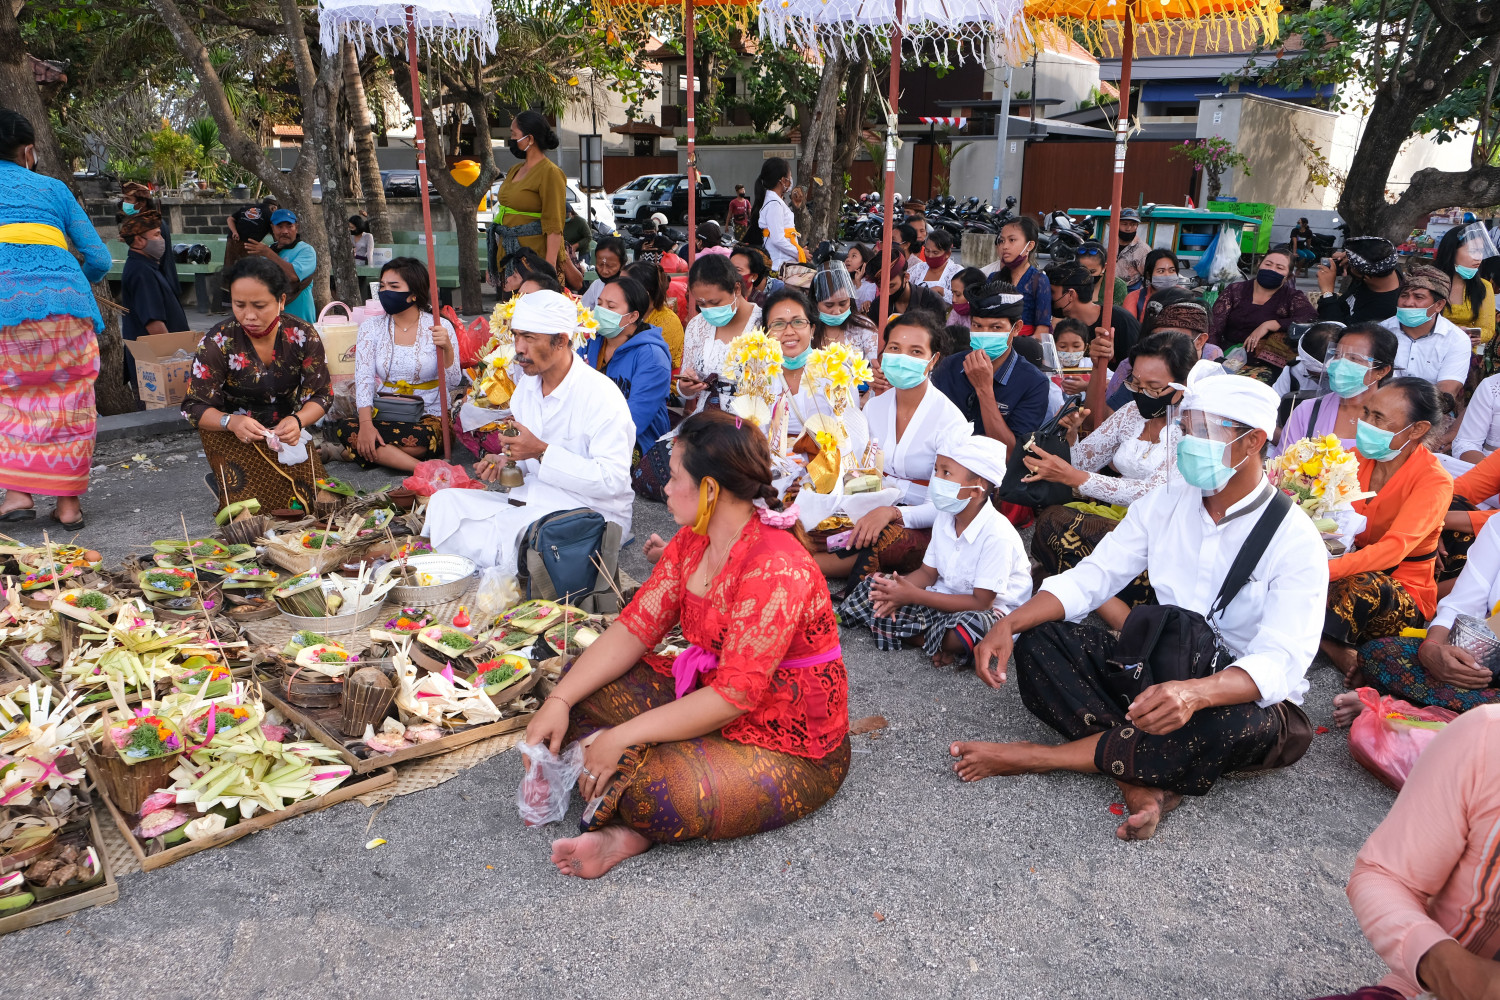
[{"xmin": 5, "ymin": 430, "xmax": 1395, "ymax": 999}]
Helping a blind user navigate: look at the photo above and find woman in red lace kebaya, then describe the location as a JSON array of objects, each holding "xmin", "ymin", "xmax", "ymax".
[{"xmin": 525, "ymin": 410, "xmax": 851, "ymax": 878}]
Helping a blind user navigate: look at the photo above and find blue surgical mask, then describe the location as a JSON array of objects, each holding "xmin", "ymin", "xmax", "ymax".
[
  {"xmin": 782, "ymin": 345, "xmax": 813, "ymax": 370},
  {"xmin": 819, "ymin": 309, "xmax": 851, "ymax": 327},
  {"xmin": 1326, "ymin": 358, "xmax": 1372, "ymax": 399},
  {"xmin": 700, "ymin": 302, "xmax": 737, "ymax": 327},
  {"xmin": 1396, "ymin": 306, "xmax": 1433, "ymax": 328},
  {"xmin": 1456, "ymin": 264, "xmax": 1479, "ymax": 280},
  {"xmin": 928, "ymin": 477, "xmax": 977, "ymax": 513},
  {"xmin": 122, "ymin": 202, "xmax": 139, "ymax": 216},
  {"xmin": 1355, "ymin": 419, "xmax": 1412, "ymax": 462},
  {"xmin": 880, "ymin": 352, "xmax": 930, "ymax": 389},
  {"xmin": 1176, "ymin": 433, "xmax": 1245, "ymax": 494},
  {"xmin": 969, "ymin": 332, "xmax": 1009, "ymax": 358},
  {"xmin": 592, "ymin": 305, "xmax": 625, "ymax": 337}
]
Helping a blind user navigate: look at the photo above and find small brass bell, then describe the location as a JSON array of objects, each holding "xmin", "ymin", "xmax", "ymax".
[{"xmin": 497, "ymin": 420, "xmax": 525, "ymax": 489}]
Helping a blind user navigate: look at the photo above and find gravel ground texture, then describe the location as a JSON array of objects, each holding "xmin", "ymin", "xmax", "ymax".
[{"xmin": 4, "ymin": 430, "xmax": 1396, "ymax": 1000}]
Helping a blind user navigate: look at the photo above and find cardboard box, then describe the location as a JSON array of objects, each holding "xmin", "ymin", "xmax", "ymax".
[{"xmin": 125, "ymin": 330, "xmax": 200, "ymax": 407}]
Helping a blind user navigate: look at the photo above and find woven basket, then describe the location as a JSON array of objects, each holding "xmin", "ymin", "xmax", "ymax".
[
  {"xmin": 262, "ymin": 537, "xmax": 372, "ymax": 575},
  {"xmin": 339, "ymin": 666, "xmax": 397, "ymax": 736},
  {"xmin": 280, "ymin": 661, "xmax": 344, "ymax": 708},
  {"xmin": 90, "ymin": 740, "xmax": 181, "ymax": 815},
  {"xmin": 217, "ymin": 514, "xmax": 271, "ymax": 547}
]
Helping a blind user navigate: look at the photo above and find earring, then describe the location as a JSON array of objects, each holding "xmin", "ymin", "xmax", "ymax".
[{"xmin": 692, "ymin": 478, "xmax": 719, "ymax": 535}]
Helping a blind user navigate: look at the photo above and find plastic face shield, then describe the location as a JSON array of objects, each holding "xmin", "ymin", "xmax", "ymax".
[
  {"xmin": 812, "ymin": 263, "xmax": 857, "ymax": 305},
  {"xmin": 1458, "ymin": 222, "xmax": 1499, "ymax": 263},
  {"xmin": 1178, "ymin": 408, "xmax": 1250, "ymax": 445}
]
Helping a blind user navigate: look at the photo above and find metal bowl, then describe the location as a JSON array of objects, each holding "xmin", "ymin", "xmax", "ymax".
[
  {"xmin": 1450, "ymin": 614, "xmax": 1500, "ymax": 673},
  {"xmin": 375, "ymin": 553, "xmax": 476, "ymax": 608},
  {"xmin": 276, "ymin": 599, "xmax": 389, "ymax": 636}
]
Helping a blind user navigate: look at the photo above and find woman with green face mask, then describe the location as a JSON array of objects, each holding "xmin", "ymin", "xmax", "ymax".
[
  {"xmin": 678, "ymin": 253, "xmax": 762, "ymax": 414},
  {"xmin": 810, "ymin": 262, "xmax": 880, "ymax": 363},
  {"xmin": 764, "ymin": 286, "xmax": 869, "ymax": 457},
  {"xmin": 1435, "ymin": 224, "xmax": 1497, "ymax": 357},
  {"xmin": 1274, "ymin": 323, "xmax": 1397, "ymax": 456},
  {"xmin": 1320, "ymin": 377, "xmax": 1451, "ymax": 685}
]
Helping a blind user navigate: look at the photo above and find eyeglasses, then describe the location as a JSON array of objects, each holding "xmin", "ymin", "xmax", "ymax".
[
  {"xmin": 767, "ymin": 318, "xmax": 812, "ymax": 333},
  {"xmin": 1124, "ymin": 378, "xmax": 1175, "ymax": 398}
]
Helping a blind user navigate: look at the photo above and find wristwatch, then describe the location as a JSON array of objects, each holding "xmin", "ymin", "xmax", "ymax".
[{"xmin": 220, "ymin": 413, "xmax": 232, "ymax": 429}]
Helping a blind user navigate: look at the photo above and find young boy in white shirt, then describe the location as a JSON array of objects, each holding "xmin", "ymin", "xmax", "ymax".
[{"xmin": 840, "ymin": 434, "xmax": 1032, "ymax": 666}]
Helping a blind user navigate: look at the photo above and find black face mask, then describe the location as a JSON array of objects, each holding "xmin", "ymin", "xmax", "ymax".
[
  {"xmin": 507, "ymin": 139, "xmax": 527, "ymax": 160},
  {"xmin": 1132, "ymin": 390, "xmax": 1173, "ymax": 419}
]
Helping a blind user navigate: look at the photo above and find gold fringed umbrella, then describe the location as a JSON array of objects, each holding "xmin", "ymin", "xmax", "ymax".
[
  {"xmin": 595, "ymin": 0, "xmax": 760, "ymax": 267},
  {"xmin": 1022, "ymin": 0, "xmax": 1281, "ymax": 324}
]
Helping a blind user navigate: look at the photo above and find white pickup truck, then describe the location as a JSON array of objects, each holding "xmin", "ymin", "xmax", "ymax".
[{"xmin": 611, "ymin": 173, "xmax": 725, "ymax": 225}]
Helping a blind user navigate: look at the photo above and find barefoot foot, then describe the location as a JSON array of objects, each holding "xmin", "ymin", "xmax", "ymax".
[
  {"xmin": 1114, "ymin": 782, "xmax": 1182, "ymax": 841},
  {"xmin": 549, "ymin": 825, "xmax": 651, "ymax": 879},
  {"xmin": 1332, "ymin": 690, "xmax": 1366, "ymax": 729},
  {"xmin": 0, "ymin": 492, "xmax": 35, "ymax": 517},
  {"xmin": 949, "ymin": 740, "xmax": 1051, "ymax": 782},
  {"xmin": 930, "ymin": 650, "xmax": 956, "ymax": 668},
  {"xmin": 1320, "ymin": 640, "xmax": 1361, "ymax": 685}
]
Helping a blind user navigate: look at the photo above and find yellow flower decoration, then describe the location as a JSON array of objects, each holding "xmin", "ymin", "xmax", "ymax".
[{"xmin": 805, "ymin": 342, "xmax": 874, "ymax": 414}]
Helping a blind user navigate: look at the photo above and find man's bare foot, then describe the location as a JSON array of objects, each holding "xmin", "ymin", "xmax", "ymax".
[
  {"xmin": 1115, "ymin": 782, "xmax": 1182, "ymax": 841},
  {"xmin": 930, "ymin": 650, "xmax": 955, "ymax": 668},
  {"xmin": 549, "ymin": 825, "xmax": 651, "ymax": 878},
  {"xmin": 949, "ymin": 740, "xmax": 1050, "ymax": 781},
  {"xmin": 1320, "ymin": 639, "xmax": 1361, "ymax": 684},
  {"xmin": 1332, "ymin": 690, "xmax": 1366, "ymax": 728}
]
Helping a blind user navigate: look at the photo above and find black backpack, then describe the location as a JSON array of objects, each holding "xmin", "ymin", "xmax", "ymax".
[
  {"xmin": 998, "ymin": 394, "xmax": 1085, "ymax": 509},
  {"xmin": 1102, "ymin": 489, "xmax": 1293, "ymax": 706}
]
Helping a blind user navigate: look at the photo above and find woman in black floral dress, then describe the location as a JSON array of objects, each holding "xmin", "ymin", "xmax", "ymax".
[{"xmin": 181, "ymin": 256, "xmax": 331, "ymax": 513}]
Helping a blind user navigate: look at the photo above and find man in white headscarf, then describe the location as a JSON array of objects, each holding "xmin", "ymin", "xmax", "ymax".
[
  {"xmin": 953, "ymin": 374, "xmax": 1328, "ymax": 841},
  {"xmin": 423, "ymin": 290, "xmax": 635, "ymax": 571}
]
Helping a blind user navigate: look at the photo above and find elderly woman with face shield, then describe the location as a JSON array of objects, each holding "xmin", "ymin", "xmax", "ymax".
[
  {"xmin": 810, "ymin": 262, "xmax": 880, "ymax": 363},
  {"xmin": 182, "ymin": 256, "xmax": 331, "ymax": 514},
  {"xmin": 1273, "ymin": 322, "xmax": 1398, "ymax": 457}
]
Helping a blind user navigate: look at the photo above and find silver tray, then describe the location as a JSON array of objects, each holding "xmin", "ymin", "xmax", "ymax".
[
  {"xmin": 276, "ymin": 599, "xmax": 389, "ymax": 636},
  {"xmin": 376, "ymin": 554, "xmax": 476, "ymax": 608}
]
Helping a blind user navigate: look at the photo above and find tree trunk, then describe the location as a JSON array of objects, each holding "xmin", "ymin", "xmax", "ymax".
[
  {"xmin": 389, "ymin": 59, "xmax": 497, "ymax": 315},
  {"xmin": 342, "ymin": 39, "xmax": 392, "ymax": 243},
  {"xmin": 1, "ymin": 0, "xmax": 137, "ymax": 416},
  {"xmin": 311, "ymin": 47, "xmax": 362, "ymax": 305},
  {"xmin": 799, "ymin": 50, "xmax": 849, "ymax": 245},
  {"xmin": 831, "ymin": 57, "xmax": 871, "ymax": 236}
]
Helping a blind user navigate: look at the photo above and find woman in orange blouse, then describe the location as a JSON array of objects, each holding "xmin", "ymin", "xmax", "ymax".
[
  {"xmin": 525, "ymin": 410, "xmax": 850, "ymax": 878},
  {"xmin": 1323, "ymin": 378, "xmax": 1453, "ymax": 682}
]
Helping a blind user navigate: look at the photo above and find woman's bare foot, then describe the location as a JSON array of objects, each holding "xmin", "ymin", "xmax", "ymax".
[
  {"xmin": 1115, "ymin": 782, "xmax": 1182, "ymax": 841},
  {"xmin": 0, "ymin": 492, "xmax": 35, "ymax": 516},
  {"xmin": 1332, "ymin": 690, "xmax": 1366, "ymax": 728},
  {"xmin": 949, "ymin": 740, "xmax": 1050, "ymax": 781},
  {"xmin": 1320, "ymin": 639, "xmax": 1361, "ymax": 684},
  {"xmin": 54, "ymin": 496, "xmax": 82, "ymax": 525},
  {"xmin": 549, "ymin": 825, "xmax": 651, "ymax": 878}
]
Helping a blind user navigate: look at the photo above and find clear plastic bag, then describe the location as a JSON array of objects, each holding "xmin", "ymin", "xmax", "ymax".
[
  {"xmin": 1348, "ymin": 686, "xmax": 1457, "ymax": 791},
  {"xmin": 473, "ymin": 567, "xmax": 520, "ymax": 626},
  {"xmin": 515, "ymin": 740, "xmax": 584, "ymax": 826}
]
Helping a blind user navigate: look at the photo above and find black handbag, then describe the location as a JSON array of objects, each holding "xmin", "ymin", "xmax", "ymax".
[
  {"xmin": 371, "ymin": 393, "xmax": 425, "ymax": 424},
  {"xmin": 998, "ymin": 394, "xmax": 1086, "ymax": 509},
  {"xmin": 1102, "ymin": 489, "xmax": 1293, "ymax": 705}
]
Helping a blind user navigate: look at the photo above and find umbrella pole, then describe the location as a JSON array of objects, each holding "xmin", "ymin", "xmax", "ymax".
[
  {"xmin": 685, "ymin": 0, "xmax": 696, "ymax": 267},
  {"xmin": 1099, "ymin": 13, "xmax": 1133, "ymax": 324},
  {"xmin": 406, "ymin": 5, "xmax": 450, "ymax": 461},
  {"xmin": 876, "ymin": 0, "xmax": 903, "ymax": 333}
]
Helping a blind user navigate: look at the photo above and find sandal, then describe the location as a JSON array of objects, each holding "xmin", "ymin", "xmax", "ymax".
[
  {"xmin": 50, "ymin": 510, "xmax": 85, "ymax": 531},
  {"xmin": 0, "ymin": 508, "xmax": 36, "ymax": 522}
]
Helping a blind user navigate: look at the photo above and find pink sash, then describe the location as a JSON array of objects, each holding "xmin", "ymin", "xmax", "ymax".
[{"xmin": 671, "ymin": 642, "xmax": 843, "ymax": 700}]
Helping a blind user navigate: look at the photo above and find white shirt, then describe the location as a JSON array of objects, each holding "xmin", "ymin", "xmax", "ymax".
[
  {"xmin": 1453, "ymin": 372, "xmax": 1500, "ymax": 459},
  {"xmin": 1068, "ymin": 401, "xmax": 1182, "ymax": 506},
  {"xmin": 352, "ymin": 313, "xmax": 462, "ymax": 418},
  {"xmin": 1040, "ymin": 481, "xmax": 1329, "ymax": 707},
  {"xmin": 681, "ymin": 304, "xmax": 764, "ymax": 413},
  {"xmin": 759, "ymin": 190, "xmax": 801, "ymax": 271},
  {"xmin": 421, "ymin": 355, "xmax": 636, "ymax": 569},
  {"xmin": 1432, "ymin": 515, "xmax": 1500, "ymax": 630},
  {"xmin": 909, "ymin": 256, "xmax": 963, "ymax": 303},
  {"xmin": 580, "ymin": 278, "xmax": 606, "ymax": 309},
  {"xmin": 1381, "ymin": 314, "xmax": 1472, "ymax": 386},
  {"xmin": 861, "ymin": 382, "xmax": 970, "ymax": 503},
  {"xmin": 924, "ymin": 499, "xmax": 1032, "ymax": 613}
]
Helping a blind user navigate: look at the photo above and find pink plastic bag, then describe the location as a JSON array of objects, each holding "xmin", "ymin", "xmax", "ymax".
[
  {"xmin": 1348, "ymin": 686, "xmax": 1458, "ymax": 790},
  {"xmin": 401, "ymin": 460, "xmax": 485, "ymax": 497}
]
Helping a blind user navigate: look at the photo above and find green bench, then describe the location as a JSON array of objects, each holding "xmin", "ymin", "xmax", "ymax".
[{"xmin": 106, "ymin": 237, "xmax": 227, "ymax": 314}]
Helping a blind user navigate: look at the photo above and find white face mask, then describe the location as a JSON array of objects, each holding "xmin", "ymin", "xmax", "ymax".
[{"xmin": 1058, "ymin": 350, "xmax": 1086, "ymax": 368}]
